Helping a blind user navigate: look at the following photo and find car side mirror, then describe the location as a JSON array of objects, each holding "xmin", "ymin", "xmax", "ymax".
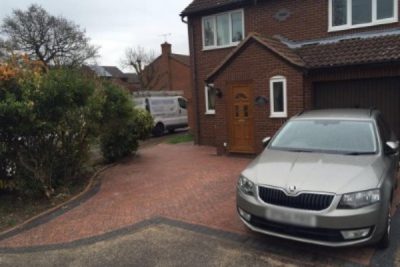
[
  {"xmin": 385, "ymin": 141, "xmax": 399, "ymax": 155},
  {"xmin": 262, "ymin": 137, "xmax": 271, "ymax": 148}
]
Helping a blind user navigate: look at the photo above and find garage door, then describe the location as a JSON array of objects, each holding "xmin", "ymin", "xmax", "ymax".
[{"xmin": 314, "ymin": 77, "xmax": 400, "ymax": 137}]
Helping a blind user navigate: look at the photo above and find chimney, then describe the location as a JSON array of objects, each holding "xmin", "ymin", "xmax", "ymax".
[{"xmin": 161, "ymin": 42, "xmax": 172, "ymax": 56}]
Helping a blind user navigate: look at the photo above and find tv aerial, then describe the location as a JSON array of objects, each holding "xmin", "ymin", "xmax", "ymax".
[{"xmin": 160, "ymin": 33, "xmax": 172, "ymax": 42}]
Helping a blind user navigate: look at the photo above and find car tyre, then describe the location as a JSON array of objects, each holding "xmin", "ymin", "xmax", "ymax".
[
  {"xmin": 377, "ymin": 204, "xmax": 391, "ymax": 249},
  {"xmin": 152, "ymin": 123, "xmax": 165, "ymax": 137}
]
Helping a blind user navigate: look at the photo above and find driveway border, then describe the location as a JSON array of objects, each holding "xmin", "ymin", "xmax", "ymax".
[
  {"xmin": 0, "ymin": 216, "xmax": 367, "ymax": 267},
  {"xmin": 0, "ymin": 164, "xmax": 114, "ymax": 242}
]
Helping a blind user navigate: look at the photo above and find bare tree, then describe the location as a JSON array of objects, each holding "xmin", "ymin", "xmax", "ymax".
[
  {"xmin": 0, "ymin": 38, "xmax": 6, "ymax": 60},
  {"xmin": 122, "ymin": 46, "xmax": 162, "ymax": 90},
  {"xmin": 1, "ymin": 4, "xmax": 99, "ymax": 67},
  {"xmin": 0, "ymin": 38, "xmax": 17, "ymax": 61}
]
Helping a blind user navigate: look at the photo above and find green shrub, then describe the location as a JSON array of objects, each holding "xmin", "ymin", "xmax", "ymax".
[
  {"xmin": 99, "ymin": 83, "xmax": 153, "ymax": 163},
  {"xmin": 133, "ymin": 108, "xmax": 154, "ymax": 140},
  {"xmin": 0, "ymin": 56, "xmax": 153, "ymax": 198},
  {"xmin": 0, "ymin": 60, "xmax": 103, "ymax": 198}
]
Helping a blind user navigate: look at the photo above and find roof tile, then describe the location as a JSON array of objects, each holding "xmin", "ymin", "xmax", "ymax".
[
  {"xmin": 295, "ymin": 34, "xmax": 400, "ymax": 69},
  {"xmin": 206, "ymin": 32, "xmax": 400, "ymax": 81},
  {"xmin": 181, "ymin": 0, "xmax": 247, "ymax": 16},
  {"xmin": 171, "ymin": 54, "xmax": 190, "ymax": 66}
]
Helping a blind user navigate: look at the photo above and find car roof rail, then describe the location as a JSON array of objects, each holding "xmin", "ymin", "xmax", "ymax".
[{"xmin": 369, "ymin": 107, "xmax": 377, "ymax": 117}]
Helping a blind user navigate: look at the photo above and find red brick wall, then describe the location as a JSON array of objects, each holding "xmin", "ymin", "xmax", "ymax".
[
  {"xmin": 146, "ymin": 57, "xmax": 169, "ymax": 91},
  {"xmin": 146, "ymin": 45, "xmax": 191, "ymax": 95},
  {"xmin": 187, "ymin": 0, "xmax": 400, "ymax": 150},
  {"xmin": 245, "ymin": 0, "xmax": 400, "ymax": 41},
  {"xmin": 212, "ymin": 40, "xmax": 304, "ymax": 154},
  {"xmin": 110, "ymin": 78, "xmax": 139, "ymax": 93},
  {"xmin": 170, "ymin": 59, "xmax": 191, "ymax": 97},
  {"xmin": 169, "ymin": 58, "xmax": 194, "ymax": 131}
]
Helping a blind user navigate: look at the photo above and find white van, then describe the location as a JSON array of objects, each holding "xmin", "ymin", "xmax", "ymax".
[{"xmin": 134, "ymin": 96, "xmax": 188, "ymax": 136}]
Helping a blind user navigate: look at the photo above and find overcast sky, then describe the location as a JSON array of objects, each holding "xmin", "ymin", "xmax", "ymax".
[{"xmin": 0, "ymin": 0, "xmax": 193, "ymax": 71}]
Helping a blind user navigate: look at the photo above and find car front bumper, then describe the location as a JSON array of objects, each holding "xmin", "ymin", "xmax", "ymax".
[{"xmin": 237, "ymin": 189, "xmax": 387, "ymax": 247}]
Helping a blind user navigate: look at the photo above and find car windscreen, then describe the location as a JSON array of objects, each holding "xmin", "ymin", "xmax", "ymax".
[{"xmin": 270, "ymin": 120, "xmax": 378, "ymax": 154}]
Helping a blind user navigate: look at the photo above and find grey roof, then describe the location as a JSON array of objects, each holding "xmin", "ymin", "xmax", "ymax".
[
  {"xmin": 102, "ymin": 66, "xmax": 125, "ymax": 78},
  {"xmin": 88, "ymin": 65, "xmax": 112, "ymax": 77},
  {"xmin": 87, "ymin": 65, "xmax": 125, "ymax": 78},
  {"xmin": 171, "ymin": 54, "xmax": 190, "ymax": 66}
]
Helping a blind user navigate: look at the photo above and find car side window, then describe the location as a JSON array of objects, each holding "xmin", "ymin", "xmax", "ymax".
[{"xmin": 178, "ymin": 98, "xmax": 187, "ymax": 109}]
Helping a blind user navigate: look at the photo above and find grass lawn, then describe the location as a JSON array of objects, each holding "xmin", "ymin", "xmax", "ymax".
[{"xmin": 166, "ymin": 133, "xmax": 194, "ymax": 144}]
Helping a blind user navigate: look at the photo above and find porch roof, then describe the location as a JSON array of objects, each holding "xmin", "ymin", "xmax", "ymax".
[
  {"xmin": 206, "ymin": 31, "xmax": 400, "ymax": 82},
  {"xmin": 206, "ymin": 32, "xmax": 306, "ymax": 82},
  {"xmin": 295, "ymin": 33, "xmax": 400, "ymax": 69}
]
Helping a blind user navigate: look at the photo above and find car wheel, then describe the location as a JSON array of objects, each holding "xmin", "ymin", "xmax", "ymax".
[
  {"xmin": 377, "ymin": 204, "xmax": 391, "ymax": 249},
  {"xmin": 152, "ymin": 123, "xmax": 165, "ymax": 137}
]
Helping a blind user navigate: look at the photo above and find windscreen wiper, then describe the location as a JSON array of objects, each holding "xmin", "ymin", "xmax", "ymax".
[
  {"xmin": 343, "ymin": 152, "xmax": 375, "ymax": 156},
  {"xmin": 287, "ymin": 149, "xmax": 315, "ymax": 153}
]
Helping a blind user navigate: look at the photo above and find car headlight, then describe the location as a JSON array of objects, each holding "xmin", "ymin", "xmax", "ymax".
[
  {"xmin": 238, "ymin": 175, "xmax": 255, "ymax": 195},
  {"xmin": 338, "ymin": 189, "xmax": 380, "ymax": 209}
]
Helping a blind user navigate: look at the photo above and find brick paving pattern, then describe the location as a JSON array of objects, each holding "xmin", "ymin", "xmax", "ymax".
[{"xmin": 0, "ymin": 143, "xmax": 398, "ymax": 266}]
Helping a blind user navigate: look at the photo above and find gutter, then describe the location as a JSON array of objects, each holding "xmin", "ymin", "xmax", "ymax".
[
  {"xmin": 181, "ymin": 16, "xmax": 201, "ymax": 144},
  {"xmin": 180, "ymin": 0, "xmax": 251, "ymax": 17}
]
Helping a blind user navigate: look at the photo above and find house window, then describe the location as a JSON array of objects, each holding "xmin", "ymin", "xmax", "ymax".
[
  {"xmin": 202, "ymin": 10, "xmax": 244, "ymax": 50},
  {"xmin": 205, "ymin": 84, "xmax": 216, "ymax": 114},
  {"xmin": 329, "ymin": 0, "xmax": 398, "ymax": 31},
  {"xmin": 270, "ymin": 76, "xmax": 287, "ymax": 118}
]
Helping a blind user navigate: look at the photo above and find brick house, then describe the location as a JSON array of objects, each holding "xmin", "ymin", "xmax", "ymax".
[
  {"xmin": 85, "ymin": 65, "xmax": 140, "ymax": 92},
  {"xmin": 181, "ymin": 0, "xmax": 400, "ymax": 155},
  {"xmin": 145, "ymin": 43, "xmax": 190, "ymax": 93},
  {"xmin": 144, "ymin": 42, "xmax": 194, "ymax": 130}
]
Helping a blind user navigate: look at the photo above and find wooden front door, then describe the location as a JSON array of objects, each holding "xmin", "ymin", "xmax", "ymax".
[{"xmin": 228, "ymin": 84, "xmax": 255, "ymax": 153}]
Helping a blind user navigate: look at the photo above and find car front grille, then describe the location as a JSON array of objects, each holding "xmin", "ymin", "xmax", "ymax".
[
  {"xmin": 258, "ymin": 186, "xmax": 334, "ymax": 211},
  {"xmin": 249, "ymin": 215, "xmax": 372, "ymax": 242}
]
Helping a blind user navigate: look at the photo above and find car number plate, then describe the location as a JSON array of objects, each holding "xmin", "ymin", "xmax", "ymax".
[{"xmin": 266, "ymin": 208, "xmax": 317, "ymax": 227}]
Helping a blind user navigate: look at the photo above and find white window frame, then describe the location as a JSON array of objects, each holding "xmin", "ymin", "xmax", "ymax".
[
  {"xmin": 205, "ymin": 84, "xmax": 216, "ymax": 115},
  {"xmin": 269, "ymin": 76, "xmax": 287, "ymax": 118},
  {"xmin": 329, "ymin": 0, "xmax": 398, "ymax": 32},
  {"xmin": 202, "ymin": 9, "xmax": 245, "ymax": 50}
]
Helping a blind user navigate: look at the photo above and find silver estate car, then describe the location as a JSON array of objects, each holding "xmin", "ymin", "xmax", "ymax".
[{"xmin": 237, "ymin": 109, "xmax": 399, "ymax": 248}]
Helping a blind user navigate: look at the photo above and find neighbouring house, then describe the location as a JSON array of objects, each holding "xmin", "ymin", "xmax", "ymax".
[
  {"xmin": 143, "ymin": 42, "xmax": 194, "ymax": 131},
  {"xmin": 85, "ymin": 65, "xmax": 140, "ymax": 92},
  {"xmin": 181, "ymin": 0, "xmax": 400, "ymax": 155}
]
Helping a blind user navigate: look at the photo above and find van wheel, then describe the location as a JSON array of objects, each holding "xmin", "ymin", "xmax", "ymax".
[
  {"xmin": 152, "ymin": 123, "xmax": 165, "ymax": 137},
  {"xmin": 377, "ymin": 204, "xmax": 391, "ymax": 249}
]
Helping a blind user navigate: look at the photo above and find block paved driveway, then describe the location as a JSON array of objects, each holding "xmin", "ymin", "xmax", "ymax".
[{"xmin": 0, "ymin": 143, "xmax": 399, "ymax": 266}]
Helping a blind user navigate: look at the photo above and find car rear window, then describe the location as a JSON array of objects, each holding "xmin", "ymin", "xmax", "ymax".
[{"xmin": 270, "ymin": 120, "xmax": 377, "ymax": 154}]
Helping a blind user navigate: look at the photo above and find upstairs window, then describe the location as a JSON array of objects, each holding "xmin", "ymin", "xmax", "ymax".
[
  {"xmin": 202, "ymin": 10, "xmax": 244, "ymax": 50},
  {"xmin": 329, "ymin": 0, "xmax": 398, "ymax": 31}
]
